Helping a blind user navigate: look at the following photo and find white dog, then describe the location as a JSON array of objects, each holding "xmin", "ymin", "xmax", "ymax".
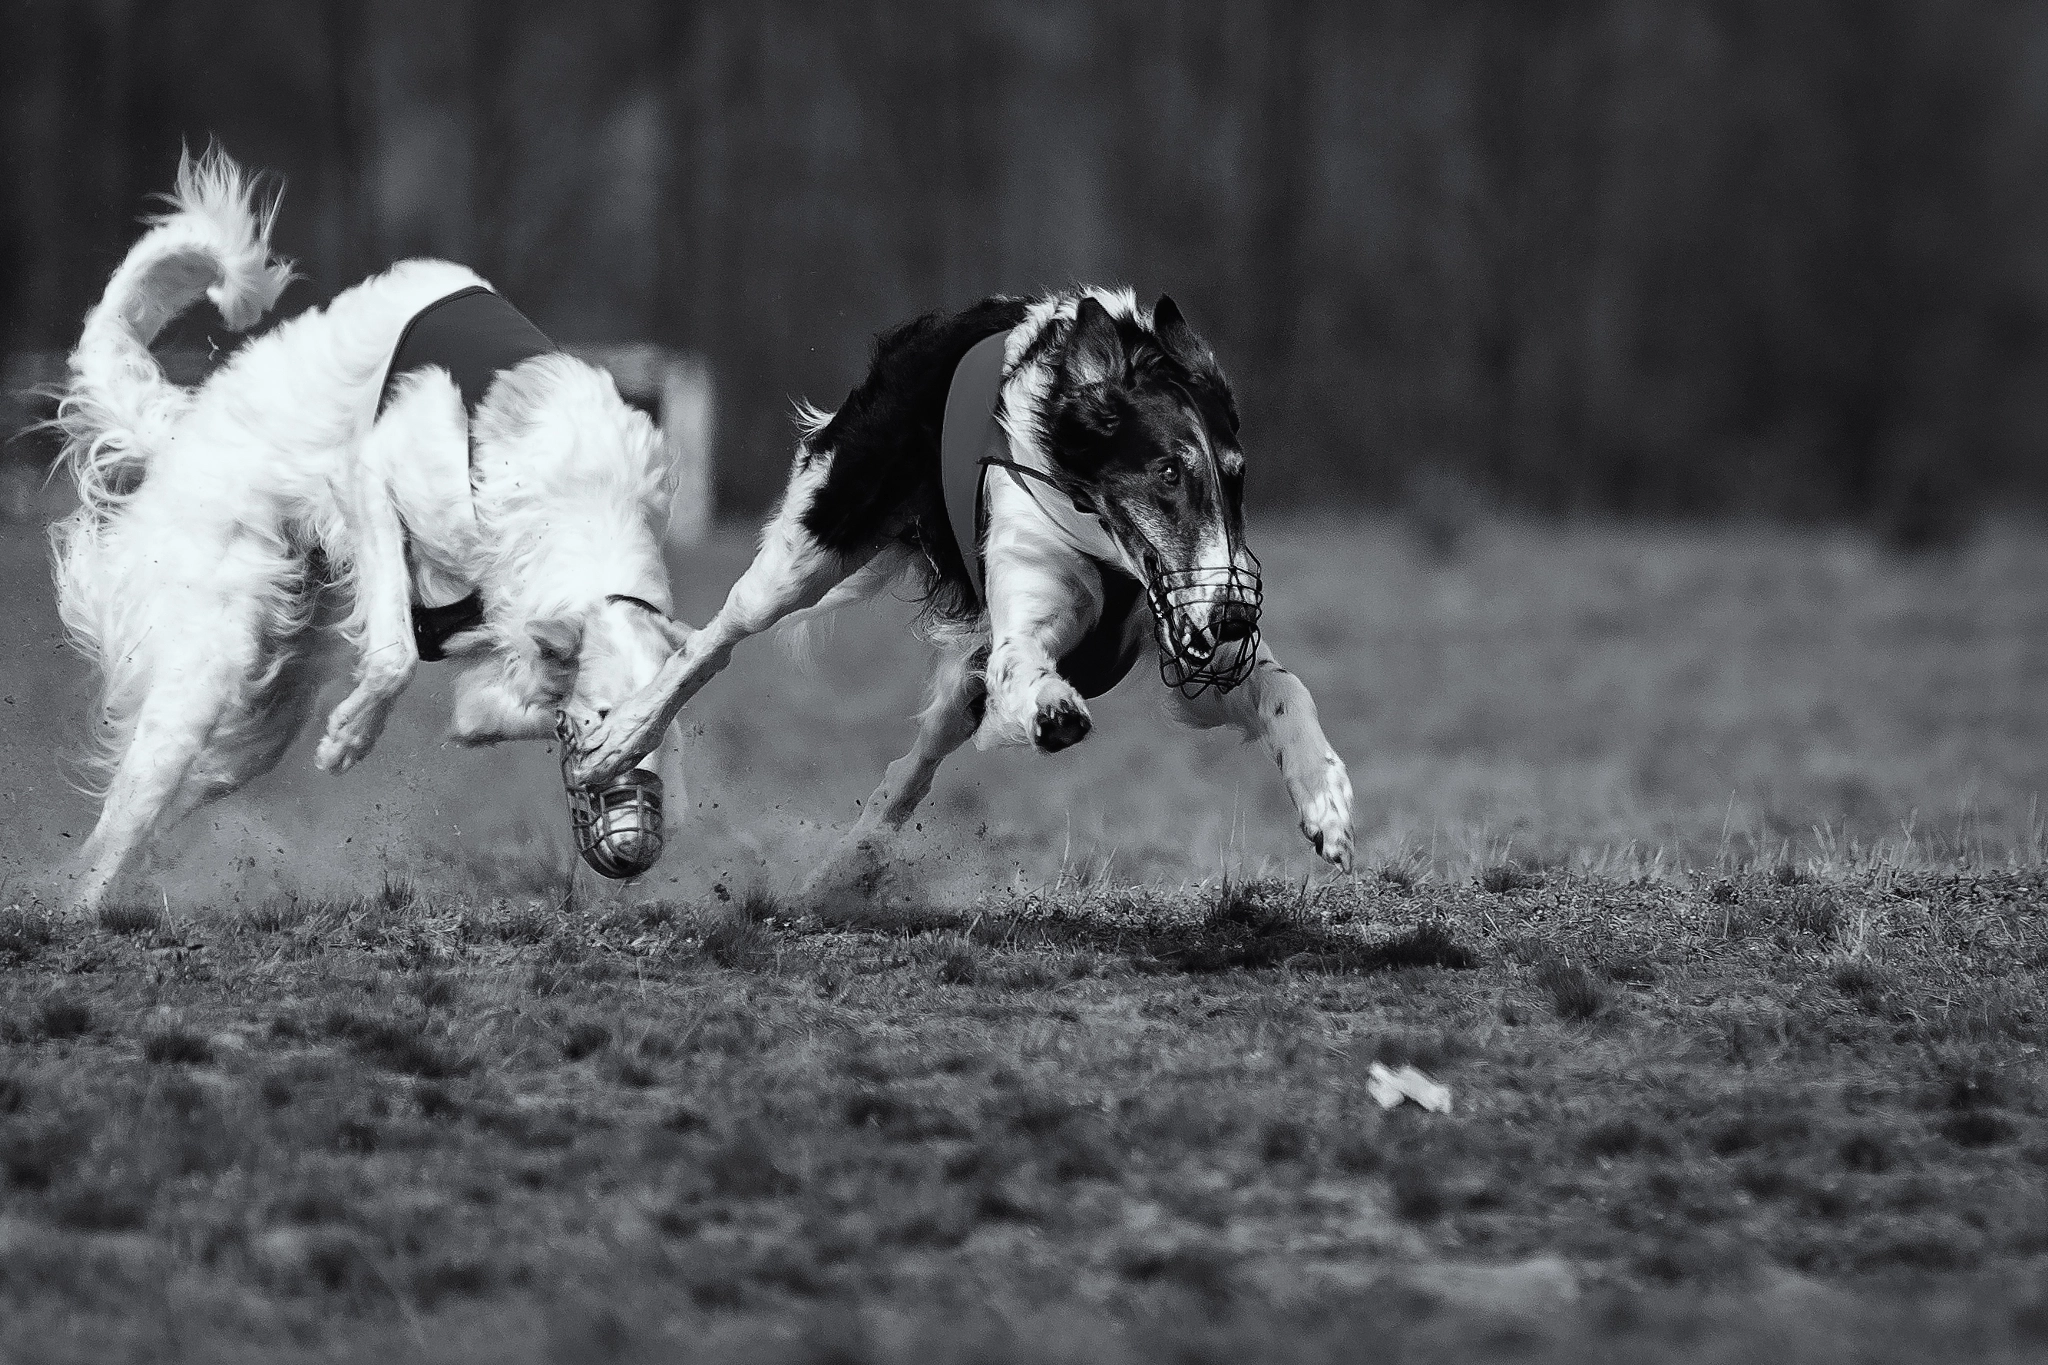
[{"xmin": 48, "ymin": 150, "xmax": 690, "ymax": 909}]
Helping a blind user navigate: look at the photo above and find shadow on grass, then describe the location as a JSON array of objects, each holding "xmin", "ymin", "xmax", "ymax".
[{"xmin": 800, "ymin": 878, "xmax": 1479, "ymax": 976}]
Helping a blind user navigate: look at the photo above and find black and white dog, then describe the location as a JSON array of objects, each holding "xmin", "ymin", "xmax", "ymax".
[{"xmin": 571, "ymin": 289, "xmax": 1353, "ymax": 872}]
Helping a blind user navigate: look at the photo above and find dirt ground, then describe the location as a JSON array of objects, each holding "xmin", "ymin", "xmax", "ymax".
[{"xmin": 3, "ymin": 515, "xmax": 2047, "ymax": 1362}]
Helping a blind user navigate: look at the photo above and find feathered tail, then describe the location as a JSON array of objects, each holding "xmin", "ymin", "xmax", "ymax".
[
  {"xmin": 52, "ymin": 146, "xmax": 292, "ymax": 517},
  {"xmin": 47, "ymin": 147, "xmax": 295, "ymax": 790}
]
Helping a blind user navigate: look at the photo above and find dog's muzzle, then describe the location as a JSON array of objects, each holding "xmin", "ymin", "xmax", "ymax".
[
  {"xmin": 556, "ymin": 713, "xmax": 665, "ymax": 879},
  {"xmin": 1145, "ymin": 553, "xmax": 1263, "ymax": 696}
]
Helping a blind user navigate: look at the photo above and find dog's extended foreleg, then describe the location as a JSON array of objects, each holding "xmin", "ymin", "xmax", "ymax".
[
  {"xmin": 573, "ymin": 457, "xmax": 853, "ymax": 783},
  {"xmin": 314, "ymin": 474, "xmax": 416, "ymax": 772},
  {"xmin": 1172, "ymin": 642, "xmax": 1354, "ymax": 869},
  {"xmin": 978, "ymin": 538, "xmax": 1101, "ymax": 753},
  {"xmin": 316, "ymin": 378, "xmax": 461, "ymax": 772}
]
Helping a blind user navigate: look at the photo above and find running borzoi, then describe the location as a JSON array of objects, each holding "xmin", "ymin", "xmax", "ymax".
[
  {"xmin": 49, "ymin": 150, "xmax": 690, "ymax": 909},
  {"xmin": 568, "ymin": 290, "xmax": 1353, "ymax": 876}
]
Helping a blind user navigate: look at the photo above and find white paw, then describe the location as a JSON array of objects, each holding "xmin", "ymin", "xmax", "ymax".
[
  {"xmin": 978, "ymin": 668, "xmax": 1090, "ymax": 753},
  {"xmin": 1297, "ymin": 756, "xmax": 1354, "ymax": 869},
  {"xmin": 571, "ymin": 705, "xmax": 665, "ymax": 785},
  {"xmin": 315, "ymin": 729, "xmax": 364, "ymax": 774},
  {"xmin": 1031, "ymin": 691, "xmax": 1091, "ymax": 752},
  {"xmin": 316, "ymin": 702, "xmax": 379, "ymax": 774}
]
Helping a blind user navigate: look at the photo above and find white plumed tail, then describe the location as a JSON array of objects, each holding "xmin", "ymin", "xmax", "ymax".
[
  {"xmin": 47, "ymin": 147, "xmax": 295, "ymax": 792},
  {"xmin": 53, "ymin": 146, "xmax": 293, "ymax": 516}
]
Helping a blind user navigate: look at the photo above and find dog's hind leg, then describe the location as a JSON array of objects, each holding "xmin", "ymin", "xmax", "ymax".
[
  {"xmin": 856, "ymin": 646, "xmax": 987, "ymax": 836},
  {"xmin": 573, "ymin": 454, "xmax": 858, "ymax": 783},
  {"xmin": 1169, "ymin": 641, "xmax": 1354, "ymax": 869},
  {"xmin": 800, "ymin": 646, "xmax": 984, "ymax": 905},
  {"xmin": 73, "ymin": 601, "xmax": 269, "ymax": 910}
]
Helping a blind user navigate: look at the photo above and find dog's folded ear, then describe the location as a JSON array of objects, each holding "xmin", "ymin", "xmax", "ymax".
[
  {"xmin": 651, "ymin": 614, "xmax": 695, "ymax": 652},
  {"xmin": 527, "ymin": 615, "xmax": 584, "ymax": 702},
  {"xmin": 1065, "ymin": 296, "xmax": 1126, "ymax": 387},
  {"xmin": 1053, "ymin": 385, "xmax": 1124, "ymax": 455},
  {"xmin": 528, "ymin": 616, "xmax": 583, "ymax": 664}
]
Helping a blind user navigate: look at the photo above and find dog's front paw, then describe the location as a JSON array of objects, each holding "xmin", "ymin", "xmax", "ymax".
[
  {"xmin": 1297, "ymin": 755, "xmax": 1354, "ymax": 869},
  {"xmin": 570, "ymin": 706, "xmax": 663, "ymax": 786},
  {"xmin": 316, "ymin": 699, "xmax": 384, "ymax": 773},
  {"xmin": 1032, "ymin": 693, "xmax": 1092, "ymax": 752},
  {"xmin": 315, "ymin": 729, "xmax": 366, "ymax": 774}
]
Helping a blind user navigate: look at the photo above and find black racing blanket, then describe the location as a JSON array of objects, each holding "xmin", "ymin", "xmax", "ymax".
[
  {"xmin": 377, "ymin": 286, "xmax": 557, "ymax": 660},
  {"xmin": 938, "ymin": 329, "xmax": 1142, "ymax": 700}
]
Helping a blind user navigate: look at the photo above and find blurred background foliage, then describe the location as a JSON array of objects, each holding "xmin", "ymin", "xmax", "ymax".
[{"xmin": 3, "ymin": 0, "xmax": 2045, "ymax": 523}]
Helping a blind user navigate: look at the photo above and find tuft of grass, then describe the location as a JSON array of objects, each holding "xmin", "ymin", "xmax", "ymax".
[
  {"xmin": 1386, "ymin": 1161, "xmax": 1447, "ymax": 1222},
  {"xmin": 1838, "ymin": 1129, "xmax": 1896, "ymax": 1173},
  {"xmin": 98, "ymin": 901, "xmax": 162, "ymax": 935},
  {"xmin": 1929, "ymin": 1057, "xmax": 2012, "ymax": 1112},
  {"xmin": 1832, "ymin": 958, "xmax": 1906, "ymax": 1017},
  {"xmin": 936, "ymin": 947, "xmax": 982, "ymax": 985},
  {"xmin": 0, "ymin": 906, "xmax": 54, "ymax": 963},
  {"xmin": 1781, "ymin": 888, "xmax": 1842, "ymax": 940},
  {"xmin": 1532, "ymin": 959, "xmax": 1608, "ymax": 1020},
  {"xmin": 608, "ymin": 1055, "xmax": 660, "ymax": 1088},
  {"xmin": 322, "ymin": 1008, "xmax": 469, "ymax": 1079},
  {"xmin": 1115, "ymin": 1241, "xmax": 1238, "ymax": 1298},
  {"xmin": 702, "ymin": 1129, "xmax": 799, "ymax": 1199},
  {"xmin": 1478, "ymin": 863, "xmax": 1543, "ymax": 894},
  {"xmin": 562, "ymin": 1021, "xmax": 612, "ymax": 1060},
  {"xmin": 48, "ymin": 1178, "xmax": 152, "ymax": 1232},
  {"xmin": 1600, "ymin": 953, "xmax": 1659, "ymax": 986},
  {"xmin": 413, "ymin": 972, "xmax": 459, "ymax": 1009},
  {"xmin": 142, "ymin": 1028, "xmax": 214, "ymax": 1065},
  {"xmin": 1579, "ymin": 1117, "xmax": 1674, "ymax": 1160},
  {"xmin": 1367, "ymin": 921, "xmax": 1480, "ymax": 971},
  {"xmin": 1938, "ymin": 1111, "xmax": 2017, "ymax": 1148},
  {"xmin": 701, "ymin": 910, "xmax": 775, "ymax": 970},
  {"xmin": 38, "ymin": 996, "xmax": 92, "ymax": 1040},
  {"xmin": 243, "ymin": 897, "xmax": 308, "ymax": 933},
  {"xmin": 1, "ymin": 1123, "xmax": 78, "ymax": 1191},
  {"xmin": 475, "ymin": 905, "xmax": 550, "ymax": 945}
]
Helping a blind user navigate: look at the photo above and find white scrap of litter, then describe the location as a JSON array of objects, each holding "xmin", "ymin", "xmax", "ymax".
[{"xmin": 1368, "ymin": 1062, "xmax": 1452, "ymax": 1113}]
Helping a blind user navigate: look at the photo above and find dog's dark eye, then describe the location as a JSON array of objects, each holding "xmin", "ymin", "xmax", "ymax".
[{"xmin": 1158, "ymin": 459, "xmax": 1182, "ymax": 487}]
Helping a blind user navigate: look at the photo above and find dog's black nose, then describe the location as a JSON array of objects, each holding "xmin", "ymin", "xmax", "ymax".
[{"xmin": 1213, "ymin": 605, "xmax": 1257, "ymax": 644}]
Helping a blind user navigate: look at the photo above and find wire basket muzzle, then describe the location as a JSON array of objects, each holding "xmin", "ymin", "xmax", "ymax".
[
  {"xmin": 557, "ymin": 713, "xmax": 666, "ymax": 879},
  {"xmin": 1145, "ymin": 554, "xmax": 1263, "ymax": 696}
]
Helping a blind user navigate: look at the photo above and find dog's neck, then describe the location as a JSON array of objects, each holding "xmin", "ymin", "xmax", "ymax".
[{"xmin": 989, "ymin": 416, "xmax": 1124, "ymax": 571}]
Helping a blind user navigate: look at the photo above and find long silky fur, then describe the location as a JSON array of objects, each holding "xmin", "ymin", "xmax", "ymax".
[{"xmin": 48, "ymin": 150, "xmax": 676, "ymax": 801}]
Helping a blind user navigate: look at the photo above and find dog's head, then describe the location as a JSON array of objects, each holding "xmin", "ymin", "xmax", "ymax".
[
  {"xmin": 526, "ymin": 596, "xmax": 692, "ymax": 879},
  {"xmin": 1042, "ymin": 294, "xmax": 1260, "ymax": 693},
  {"xmin": 526, "ymin": 594, "xmax": 692, "ymax": 738}
]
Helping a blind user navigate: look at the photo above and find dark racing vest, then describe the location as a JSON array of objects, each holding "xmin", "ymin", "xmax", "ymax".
[
  {"xmin": 375, "ymin": 285, "xmax": 557, "ymax": 661},
  {"xmin": 938, "ymin": 330, "xmax": 1144, "ymax": 699}
]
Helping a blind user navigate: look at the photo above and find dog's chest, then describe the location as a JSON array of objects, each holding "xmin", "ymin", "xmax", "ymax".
[
  {"xmin": 377, "ymin": 286, "xmax": 558, "ymax": 659},
  {"xmin": 940, "ymin": 331, "xmax": 1145, "ymax": 700}
]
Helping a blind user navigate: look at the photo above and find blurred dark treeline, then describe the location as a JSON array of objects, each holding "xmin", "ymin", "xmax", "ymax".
[{"xmin": 4, "ymin": 0, "xmax": 2046, "ymax": 521}]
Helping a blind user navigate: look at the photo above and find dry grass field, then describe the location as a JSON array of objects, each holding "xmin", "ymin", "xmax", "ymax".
[{"xmin": 4, "ymin": 514, "xmax": 2048, "ymax": 1362}]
